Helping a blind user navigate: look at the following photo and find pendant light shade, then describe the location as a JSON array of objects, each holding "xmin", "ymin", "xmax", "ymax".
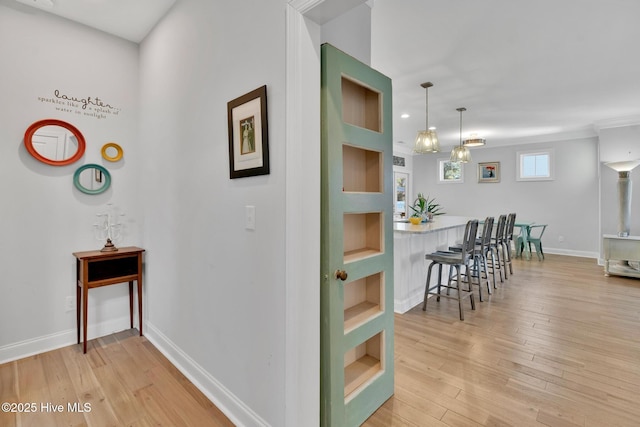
[
  {"xmin": 415, "ymin": 129, "xmax": 439, "ymax": 153},
  {"xmin": 450, "ymin": 107, "xmax": 472, "ymax": 163},
  {"xmin": 413, "ymin": 82, "xmax": 440, "ymax": 153}
]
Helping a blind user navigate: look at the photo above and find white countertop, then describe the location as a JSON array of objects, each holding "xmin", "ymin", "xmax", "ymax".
[{"xmin": 393, "ymin": 215, "xmax": 476, "ymax": 234}]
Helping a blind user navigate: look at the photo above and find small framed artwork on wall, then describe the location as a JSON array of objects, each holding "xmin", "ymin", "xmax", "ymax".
[
  {"xmin": 438, "ymin": 159, "xmax": 464, "ymax": 183},
  {"xmin": 227, "ymin": 85, "xmax": 270, "ymax": 179},
  {"xmin": 478, "ymin": 162, "xmax": 500, "ymax": 183}
]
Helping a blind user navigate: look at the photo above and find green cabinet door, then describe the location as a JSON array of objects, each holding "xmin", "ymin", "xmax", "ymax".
[{"xmin": 320, "ymin": 43, "xmax": 394, "ymax": 427}]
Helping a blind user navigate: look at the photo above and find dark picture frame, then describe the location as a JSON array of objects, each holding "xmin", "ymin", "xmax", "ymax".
[{"xmin": 227, "ymin": 85, "xmax": 269, "ymax": 178}]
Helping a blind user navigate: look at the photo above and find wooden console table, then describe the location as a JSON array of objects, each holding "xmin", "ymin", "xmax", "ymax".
[
  {"xmin": 602, "ymin": 235, "xmax": 640, "ymax": 278},
  {"xmin": 73, "ymin": 246, "xmax": 145, "ymax": 353}
]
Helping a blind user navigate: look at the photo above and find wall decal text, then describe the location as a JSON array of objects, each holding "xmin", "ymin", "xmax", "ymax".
[{"xmin": 37, "ymin": 89, "xmax": 122, "ymax": 120}]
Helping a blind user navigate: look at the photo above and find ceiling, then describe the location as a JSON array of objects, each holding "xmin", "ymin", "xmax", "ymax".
[
  {"xmin": 371, "ymin": 0, "xmax": 640, "ymax": 150},
  {"xmin": 7, "ymin": 0, "xmax": 640, "ymax": 151},
  {"xmin": 5, "ymin": 0, "xmax": 175, "ymax": 43}
]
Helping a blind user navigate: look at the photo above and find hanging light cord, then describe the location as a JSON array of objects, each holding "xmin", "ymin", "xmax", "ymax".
[
  {"xmin": 459, "ymin": 109, "xmax": 462, "ymax": 146},
  {"xmin": 425, "ymin": 86, "xmax": 429, "ymax": 130},
  {"xmin": 421, "ymin": 82, "xmax": 434, "ymax": 130},
  {"xmin": 457, "ymin": 107, "xmax": 466, "ymax": 147}
]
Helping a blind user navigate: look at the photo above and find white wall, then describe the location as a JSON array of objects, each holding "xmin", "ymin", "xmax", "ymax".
[
  {"xmin": 411, "ymin": 137, "xmax": 600, "ymax": 257},
  {"xmin": 321, "ymin": 2, "xmax": 372, "ymax": 65},
  {"xmin": 138, "ymin": 0, "xmax": 287, "ymax": 425},
  {"xmin": 0, "ymin": 5, "xmax": 141, "ymax": 359},
  {"xmin": 599, "ymin": 124, "xmax": 640, "ymax": 163}
]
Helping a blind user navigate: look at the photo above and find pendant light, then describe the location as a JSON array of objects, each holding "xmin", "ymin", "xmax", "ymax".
[
  {"xmin": 413, "ymin": 82, "xmax": 440, "ymax": 153},
  {"xmin": 450, "ymin": 107, "xmax": 472, "ymax": 163},
  {"xmin": 463, "ymin": 134, "xmax": 486, "ymax": 147}
]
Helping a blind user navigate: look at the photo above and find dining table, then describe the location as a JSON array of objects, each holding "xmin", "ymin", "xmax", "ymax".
[{"xmin": 479, "ymin": 219, "xmax": 536, "ymax": 260}]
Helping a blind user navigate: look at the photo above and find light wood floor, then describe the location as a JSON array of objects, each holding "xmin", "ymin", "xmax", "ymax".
[
  {"xmin": 2, "ymin": 254, "xmax": 639, "ymax": 426},
  {"xmin": 0, "ymin": 330, "xmax": 234, "ymax": 427},
  {"xmin": 364, "ymin": 254, "xmax": 640, "ymax": 427}
]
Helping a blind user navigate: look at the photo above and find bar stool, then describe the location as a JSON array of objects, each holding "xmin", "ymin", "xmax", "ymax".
[
  {"xmin": 423, "ymin": 219, "xmax": 478, "ymax": 320},
  {"xmin": 449, "ymin": 217, "xmax": 496, "ymax": 301},
  {"xmin": 476, "ymin": 216, "xmax": 498, "ymax": 293},
  {"xmin": 489, "ymin": 215, "xmax": 508, "ymax": 282},
  {"xmin": 504, "ymin": 213, "xmax": 517, "ymax": 275}
]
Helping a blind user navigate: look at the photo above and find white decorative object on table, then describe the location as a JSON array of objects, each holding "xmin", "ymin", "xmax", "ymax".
[{"xmin": 93, "ymin": 203, "xmax": 124, "ymax": 252}]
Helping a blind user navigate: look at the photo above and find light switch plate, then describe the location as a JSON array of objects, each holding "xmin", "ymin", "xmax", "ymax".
[{"xmin": 245, "ymin": 205, "xmax": 256, "ymax": 230}]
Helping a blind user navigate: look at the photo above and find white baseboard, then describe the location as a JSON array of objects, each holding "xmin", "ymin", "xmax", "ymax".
[
  {"xmin": 0, "ymin": 316, "xmax": 131, "ymax": 364},
  {"xmin": 143, "ymin": 321, "xmax": 270, "ymax": 427},
  {"xmin": 536, "ymin": 247, "xmax": 599, "ymax": 259},
  {"xmin": 394, "ymin": 291, "xmax": 424, "ymax": 314}
]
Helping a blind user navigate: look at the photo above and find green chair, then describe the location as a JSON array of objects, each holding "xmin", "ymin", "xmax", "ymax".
[{"xmin": 518, "ymin": 224, "xmax": 547, "ymax": 261}]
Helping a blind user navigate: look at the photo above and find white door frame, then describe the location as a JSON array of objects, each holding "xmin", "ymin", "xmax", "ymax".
[{"xmin": 285, "ymin": 1, "xmax": 369, "ymax": 425}]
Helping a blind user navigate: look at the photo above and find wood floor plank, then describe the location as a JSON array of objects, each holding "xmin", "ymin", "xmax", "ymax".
[
  {"xmin": 502, "ymin": 377, "xmax": 587, "ymax": 426},
  {"xmin": 391, "ymin": 385, "xmax": 448, "ymax": 421},
  {"xmin": 367, "ymin": 254, "xmax": 640, "ymax": 427},
  {"xmin": 61, "ymin": 343, "xmax": 121, "ymax": 427},
  {"xmin": 93, "ymin": 361, "xmax": 152, "ymax": 425},
  {"xmin": 535, "ymin": 409, "xmax": 583, "ymax": 427},
  {"xmin": 140, "ymin": 340, "xmax": 236, "ymax": 426},
  {"xmin": 16, "ymin": 354, "xmax": 56, "ymax": 427},
  {"xmin": 392, "ymin": 368, "xmax": 501, "ymax": 426},
  {"xmin": 0, "ymin": 331, "xmax": 234, "ymax": 426},
  {"xmin": 440, "ymin": 410, "xmax": 486, "ymax": 427},
  {"xmin": 362, "ymin": 402, "xmax": 437, "ymax": 427},
  {"xmin": 0, "ymin": 362, "xmax": 18, "ymax": 427},
  {"xmin": 378, "ymin": 393, "xmax": 447, "ymax": 426},
  {"xmin": 40, "ymin": 349, "xmax": 88, "ymax": 427}
]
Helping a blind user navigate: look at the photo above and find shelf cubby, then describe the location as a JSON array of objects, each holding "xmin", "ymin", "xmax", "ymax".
[
  {"xmin": 344, "ymin": 272, "xmax": 384, "ymax": 333},
  {"xmin": 343, "ymin": 144, "xmax": 382, "ymax": 193},
  {"xmin": 343, "ymin": 212, "xmax": 383, "ymax": 263},
  {"xmin": 344, "ymin": 332, "xmax": 384, "ymax": 399},
  {"xmin": 341, "ymin": 76, "xmax": 382, "ymax": 132}
]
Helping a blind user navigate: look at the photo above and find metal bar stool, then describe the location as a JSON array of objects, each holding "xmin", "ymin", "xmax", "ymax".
[
  {"xmin": 423, "ymin": 219, "xmax": 478, "ymax": 320},
  {"xmin": 476, "ymin": 216, "xmax": 497, "ymax": 294},
  {"xmin": 489, "ymin": 214, "xmax": 508, "ymax": 282},
  {"xmin": 448, "ymin": 217, "xmax": 496, "ymax": 301},
  {"xmin": 504, "ymin": 212, "xmax": 517, "ymax": 275}
]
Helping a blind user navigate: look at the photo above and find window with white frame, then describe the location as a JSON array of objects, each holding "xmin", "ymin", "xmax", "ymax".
[{"xmin": 517, "ymin": 149, "xmax": 554, "ymax": 181}]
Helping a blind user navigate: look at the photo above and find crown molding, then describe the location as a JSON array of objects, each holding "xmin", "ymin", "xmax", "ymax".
[
  {"xmin": 393, "ymin": 142, "xmax": 417, "ymax": 156},
  {"xmin": 290, "ymin": 0, "xmax": 368, "ymax": 24},
  {"xmin": 593, "ymin": 115, "xmax": 640, "ymax": 133}
]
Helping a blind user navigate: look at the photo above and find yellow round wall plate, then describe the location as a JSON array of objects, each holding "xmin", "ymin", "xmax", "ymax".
[{"xmin": 101, "ymin": 142, "xmax": 123, "ymax": 162}]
